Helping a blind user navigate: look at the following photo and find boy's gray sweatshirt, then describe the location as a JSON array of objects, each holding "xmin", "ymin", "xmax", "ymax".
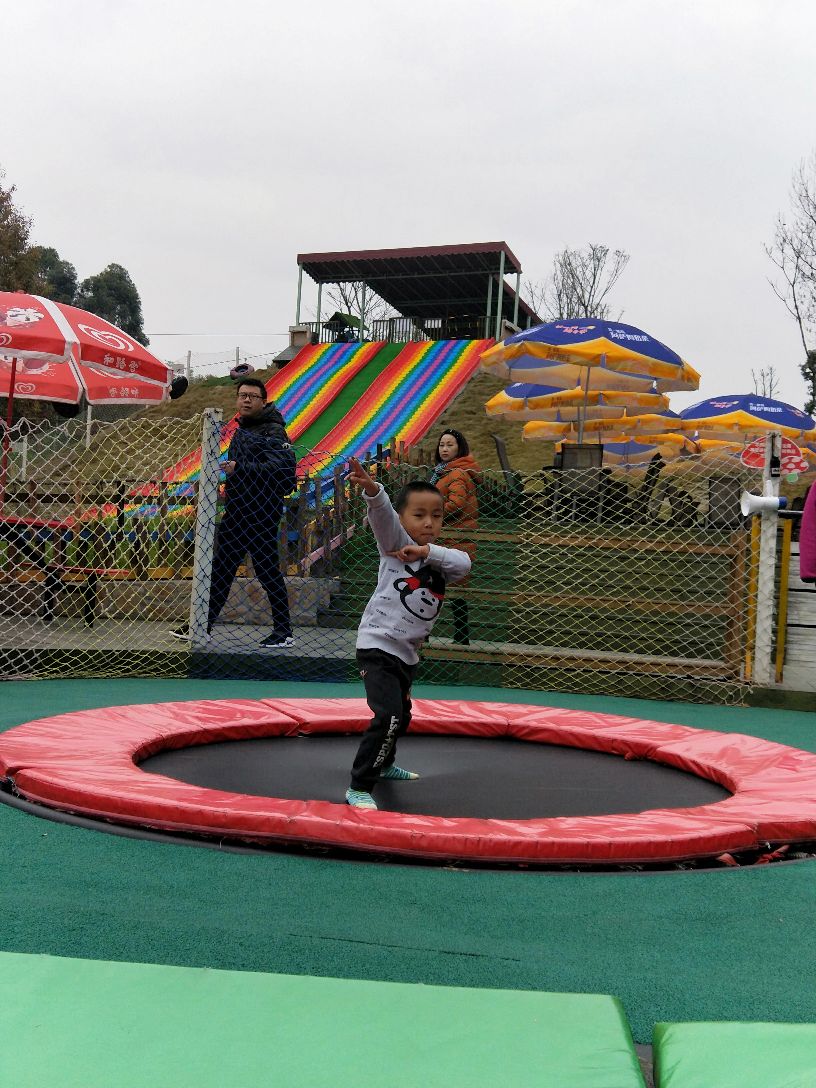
[{"xmin": 356, "ymin": 484, "xmax": 471, "ymax": 665}]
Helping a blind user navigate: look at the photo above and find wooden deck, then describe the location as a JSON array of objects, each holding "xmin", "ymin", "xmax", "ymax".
[{"xmin": 780, "ymin": 539, "xmax": 816, "ymax": 692}]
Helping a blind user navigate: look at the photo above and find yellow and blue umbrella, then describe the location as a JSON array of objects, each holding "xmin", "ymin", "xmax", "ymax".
[
  {"xmin": 481, "ymin": 319, "xmax": 700, "ymax": 392},
  {"xmin": 598, "ymin": 435, "xmax": 693, "ymax": 467},
  {"xmin": 523, "ymin": 410, "xmax": 683, "ymax": 443},
  {"xmin": 676, "ymin": 394, "xmax": 816, "ymax": 442},
  {"xmin": 485, "ymin": 382, "xmax": 669, "ymax": 422}
]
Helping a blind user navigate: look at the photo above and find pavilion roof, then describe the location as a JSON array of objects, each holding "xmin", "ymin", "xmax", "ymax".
[{"xmin": 296, "ymin": 242, "xmax": 540, "ymax": 322}]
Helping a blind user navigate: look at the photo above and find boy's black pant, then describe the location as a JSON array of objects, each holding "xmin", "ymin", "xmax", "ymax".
[{"xmin": 351, "ymin": 648, "xmax": 417, "ymax": 792}]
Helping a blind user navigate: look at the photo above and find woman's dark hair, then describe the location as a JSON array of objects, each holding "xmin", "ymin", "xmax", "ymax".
[
  {"xmin": 236, "ymin": 377, "xmax": 268, "ymax": 400},
  {"xmin": 436, "ymin": 429, "xmax": 469, "ymax": 460},
  {"xmin": 394, "ymin": 481, "xmax": 442, "ymax": 513}
]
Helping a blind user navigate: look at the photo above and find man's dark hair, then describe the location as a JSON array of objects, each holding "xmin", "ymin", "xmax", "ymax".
[
  {"xmin": 236, "ymin": 377, "xmax": 267, "ymax": 400},
  {"xmin": 436, "ymin": 428, "xmax": 470, "ymax": 459},
  {"xmin": 394, "ymin": 480, "xmax": 443, "ymax": 513}
]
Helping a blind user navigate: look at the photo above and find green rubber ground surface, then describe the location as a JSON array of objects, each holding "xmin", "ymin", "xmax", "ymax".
[
  {"xmin": 2, "ymin": 951, "xmax": 645, "ymax": 1088},
  {"xmin": 1, "ymin": 678, "xmax": 815, "ymax": 1044}
]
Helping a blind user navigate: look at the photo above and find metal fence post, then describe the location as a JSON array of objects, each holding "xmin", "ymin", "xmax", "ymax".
[
  {"xmin": 189, "ymin": 408, "xmax": 223, "ymax": 645},
  {"xmin": 752, "ymin": 432, "xmax": 781, "ymax": 686}
]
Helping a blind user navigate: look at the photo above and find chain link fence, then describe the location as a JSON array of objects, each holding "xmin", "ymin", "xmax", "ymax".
[
  {"xmin": 0, "ymin": 413, "xmax": 202, "ymax": 679},
  {"xmin": 1, "ymin": 411, "xmax": 798, "ymax": 703}
]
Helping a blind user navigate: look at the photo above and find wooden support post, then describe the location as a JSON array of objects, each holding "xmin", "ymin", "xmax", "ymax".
[
  {"xmin": 133, "ymin": 518, "xmax": 150, "ymax": 579},
  {"xmin": 775, "ymin": 517, "xmax": 793, "ymax": 683},
  {"xmin": 313, "ymin": 470, "xmax": 323, "ymax": 571},
  {"xmin": 295, "ymin": 478, "xmax": 309, "ymax": 570}
]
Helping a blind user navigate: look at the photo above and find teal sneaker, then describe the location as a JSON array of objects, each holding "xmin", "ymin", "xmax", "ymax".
[
  {"xmin": 379, "ymin": 766, "xmax": 419, "ymax": 781},
  {"xmin": 345, "ymin": 789, "xmax": 377, "ymax": 810}
]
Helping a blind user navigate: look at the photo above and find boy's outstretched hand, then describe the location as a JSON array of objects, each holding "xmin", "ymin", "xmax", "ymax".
[
  {"xmin": 388, "ymin": 543, "xmax": 430, "ymax": 563},
  {"xmin": 347, "ymin": 456, "xmax": 379, "ymax": 496}
]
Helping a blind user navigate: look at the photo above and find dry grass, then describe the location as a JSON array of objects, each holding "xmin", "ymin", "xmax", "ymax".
[
  {"xmin": 131, "ymin": 360, "xmax": 549, "ymax": 473},
  {"xmin": 133, "ymin": 367, "xmax": 279, "ymax": 422},
  {"xmin": 421, "ymin": 370, "xmax": 555, "ymax": 473}
]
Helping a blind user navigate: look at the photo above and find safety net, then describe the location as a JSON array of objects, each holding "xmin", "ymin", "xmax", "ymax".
[{"xmin": 0, "ymin": 411, "xmax": 798, "ymax": 705}]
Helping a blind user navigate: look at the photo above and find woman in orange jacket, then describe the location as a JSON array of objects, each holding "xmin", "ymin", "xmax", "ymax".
[{"xmin": 430, "ymin": 429, "xmax": 481, "ymax": 644}]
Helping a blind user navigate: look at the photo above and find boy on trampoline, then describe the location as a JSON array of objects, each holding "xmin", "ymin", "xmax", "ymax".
[{"xmin": 345, "ymin": 456, "xmax": 471, "ymax": 810}]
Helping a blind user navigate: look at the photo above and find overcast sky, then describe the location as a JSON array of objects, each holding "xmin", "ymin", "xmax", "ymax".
[{"xmin": 4, "ymin": 0, "xmax": 815, "ymax": 410}]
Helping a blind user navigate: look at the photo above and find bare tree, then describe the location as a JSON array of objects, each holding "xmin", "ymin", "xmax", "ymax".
[
  {"xmin": 522, "ymin": 243, "xmax": 630, "ymax": 322},
  {"xmin": 323, "ymin": 281, "xmax": 397, "ymax": 338},
  {"xmin": 520, "ymin": 278, "xmax": 548, "ymax": 323},
  {"xmin": 766, "ymin": 151, "xmax": 816, "ymax": 412},
  {"xmin": 751, "ymin": 366, "xmax": 780, "ymax": 399}
]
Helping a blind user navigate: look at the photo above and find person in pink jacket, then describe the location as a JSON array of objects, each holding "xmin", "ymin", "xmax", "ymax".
[{"xmin": 800, "ymin": 484, "xmax": 816, "ymax": 582}]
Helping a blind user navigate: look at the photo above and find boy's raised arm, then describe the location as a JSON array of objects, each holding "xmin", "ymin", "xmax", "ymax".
[
  {"xmin": 348, "ymin": 457, "xmax": 409, "ymax": 555},
  {"xmin": 347, "ymin": 456, "xmax": 380, "ymax": 497}
]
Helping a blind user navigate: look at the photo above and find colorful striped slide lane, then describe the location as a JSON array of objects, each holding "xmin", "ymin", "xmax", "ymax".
[
  {"xmin": 159, "ymin": 341, "xmax": 385, "ymax": 488},
  {"xmin": 298, "ymin": 338, "xmax": 492, "ymax": 476},
  {"xmin": 125, "ymin": 339, "xmax": 488, "ymax": 516},
  {"xmin": 267, "ymin": 341, "xmax": 385, "ymax": 441}
]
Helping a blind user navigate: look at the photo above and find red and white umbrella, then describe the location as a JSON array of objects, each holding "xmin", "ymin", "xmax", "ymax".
[
  {"xmin": 0, "ymin": 292, "xmax": 187, "ymax": 508},
  {"xmin": 0, "ymin": 292, "xmax": 180, "ymax": 408}
]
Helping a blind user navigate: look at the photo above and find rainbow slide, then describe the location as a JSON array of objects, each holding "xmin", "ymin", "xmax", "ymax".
[
  {"xmin": 161, "ymin": 341, "xmax": 386, "ymax": 489},
  {"xmin": 297, "ymin": 338, "xmax": 492, "ymax": 476},
  {"xmin": 151, "ymin": 338, "xmax": 491, "ymax": 505},
  {"xmin": 266, "ymin": 341, "xmax": 385, "ymax": 442}
]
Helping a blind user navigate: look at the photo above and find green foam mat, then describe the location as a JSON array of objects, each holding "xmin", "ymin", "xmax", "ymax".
[
  {"xmin": 2, "ymin": 952, "xmax": 645, "ymax": 1088},
  {"xmin": 654, "ymin": 1021, "xmax": 816, "ymax": 1087}
]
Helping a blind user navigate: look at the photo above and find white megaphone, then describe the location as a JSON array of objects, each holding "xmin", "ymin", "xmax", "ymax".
[{"xmin": 740, "ymin": 491, "xmax": 788, "ymax": 516}]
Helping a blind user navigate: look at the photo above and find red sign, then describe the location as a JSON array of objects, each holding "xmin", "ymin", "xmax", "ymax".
[
  {"xmin": 740, "ymin": 436, "xmax": 809, "ymax": 474},
  {"xmin": 740, "ymin": 438, "xmax": 767, "ymax": 468}
]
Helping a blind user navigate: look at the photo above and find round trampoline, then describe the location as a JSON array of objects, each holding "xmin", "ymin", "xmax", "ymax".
[{"xmin": 2, "ymin": 697, "xmax": 816, "ymax": 866}]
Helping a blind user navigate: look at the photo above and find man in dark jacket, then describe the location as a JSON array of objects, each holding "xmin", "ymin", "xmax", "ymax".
[{"xmin": 172, "ymin": 378, "xmax": 297, "ymax": 648}]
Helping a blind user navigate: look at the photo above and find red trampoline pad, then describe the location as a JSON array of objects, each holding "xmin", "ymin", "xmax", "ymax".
[{"xmin": 2, "ymin": 697, "xmax": 816, "ymax": 864}]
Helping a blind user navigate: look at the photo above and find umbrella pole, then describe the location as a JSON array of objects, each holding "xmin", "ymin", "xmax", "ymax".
[
  {"xmin": 0, "ymin": 356, "xmax": 18, "ymax": 513},
  {"xmin": 578, "ymin": 362, "xmax": 592, "ymax": 444}
]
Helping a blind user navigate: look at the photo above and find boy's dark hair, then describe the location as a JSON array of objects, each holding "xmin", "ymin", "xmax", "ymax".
[
  {"xmin": 436, "ymin": 428, "xmax": 469, "ymax": 459},
  {"xmin": 394, "ymin": 480, "xmax": 443, "ymax": 513},
  {"xmin": 236, "ymin": 377, "xmax": 268, "ymax": 400}
]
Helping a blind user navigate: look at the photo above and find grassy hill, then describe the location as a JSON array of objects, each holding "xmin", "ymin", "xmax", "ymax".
[
  {"xmin": 135, "ymin": 367, "xmax": 280, "ymax": 423},
  {"xmin": 416, "ymin": 369, "xmax": 553, "ymax": 474},
  {"xmin": 134, "ymin": 360, "xmax": 551, "ymax": 475}
]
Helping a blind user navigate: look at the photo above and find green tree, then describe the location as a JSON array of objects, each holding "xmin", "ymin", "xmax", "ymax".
[
  {"xmin": 0, "ymin": 168, "xmax": 37, "ymax": 291},
  {"xmin": 29, "ymin": 245, "xmax": 78, "ymax": 304},
  {"xmin": 801, "ymin": 350, "xmax": 816, "ymax": 416},
  {"xmin": 76, "ymin": 262, "xmax": 148, "ymax": 345}
]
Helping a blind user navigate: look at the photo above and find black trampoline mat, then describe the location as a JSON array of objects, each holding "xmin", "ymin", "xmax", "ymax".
[{"xmin": 141, "ymin": 735, "xmax": 731, "ymax": 820}]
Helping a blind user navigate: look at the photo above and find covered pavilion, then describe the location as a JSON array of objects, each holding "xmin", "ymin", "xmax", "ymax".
[{"xmin": 293, "ymin": 241, "xmax": 541, "ymax": 343}]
